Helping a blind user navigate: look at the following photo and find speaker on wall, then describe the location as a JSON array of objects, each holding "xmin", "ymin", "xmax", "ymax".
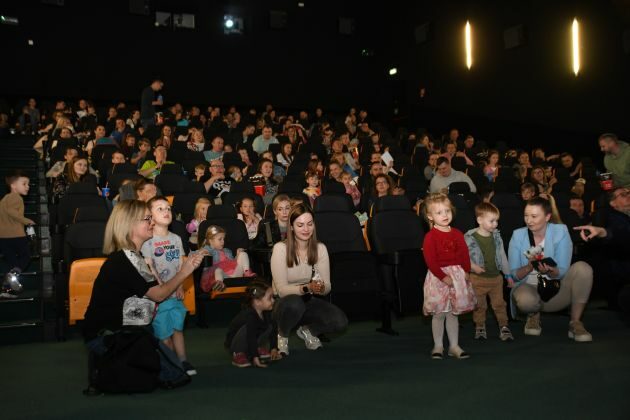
[
  {"xmin": 504, "ymin": 24, "xmax": 526, "ymax": 49},
  {"xmin": 414, "ymin": 22, "xmax": 433, "ymax": 44}
]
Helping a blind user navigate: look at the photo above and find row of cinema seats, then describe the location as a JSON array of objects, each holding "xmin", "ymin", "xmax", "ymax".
[{"xmin": 56, "ymin": 185, "xmax": 432, "ymax": 335}]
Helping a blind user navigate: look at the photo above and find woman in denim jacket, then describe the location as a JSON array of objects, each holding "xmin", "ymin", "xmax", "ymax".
[{"xmin": 508, "ymin": 197, "xmax": 593, "ymax": 342}]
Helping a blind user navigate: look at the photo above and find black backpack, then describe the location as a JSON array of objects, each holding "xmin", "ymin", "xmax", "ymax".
[{"xmin": 92, "ymin": 327, "xmax": 161, "ymax": 394}]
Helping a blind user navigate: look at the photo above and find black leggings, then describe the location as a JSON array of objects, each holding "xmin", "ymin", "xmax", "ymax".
[
  {"xmin": 0, "ymin": 237, "xmax": 30, "ymax": 272},
  {"xmin": 273, "ymin": 294, "xmax": 348, "ymax": 337}
]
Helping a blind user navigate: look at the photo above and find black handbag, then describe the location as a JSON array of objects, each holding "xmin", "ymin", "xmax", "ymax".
[{"xmin": 527, "ymin": 230, "xmax": 560, "ymax": 302}]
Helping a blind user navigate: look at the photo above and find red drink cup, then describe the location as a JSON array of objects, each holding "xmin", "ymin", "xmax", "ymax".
[
  {"xmin": 254, "ymin": 184, "xmax": 266, "ymax": 197},
  {"xmin": 599, "ymin": 173, "xmax": 613, "ymax": 191}
]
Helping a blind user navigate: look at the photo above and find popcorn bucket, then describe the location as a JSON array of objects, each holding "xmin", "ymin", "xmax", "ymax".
[{"xmin": 254, "ymin": 184, "xmax": 266, "ymax": 197}]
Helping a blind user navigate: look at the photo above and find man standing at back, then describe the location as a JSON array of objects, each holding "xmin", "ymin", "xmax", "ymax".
[
  {"xmin": 599, "ymin": 133, "xmax": 630, "ymax": 188},
  {"xmin": 141, "ymin": 78, "xmax": 164, "ymax": 129}
]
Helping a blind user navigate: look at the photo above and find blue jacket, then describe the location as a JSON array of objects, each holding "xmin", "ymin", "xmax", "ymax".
[
  {"xmin": 507, "ymin": 223, "xmax": 572, "ymax": 317},
  {"xmin": 464, "ymin": 228, "xmax": 509, "ymax": 273}
]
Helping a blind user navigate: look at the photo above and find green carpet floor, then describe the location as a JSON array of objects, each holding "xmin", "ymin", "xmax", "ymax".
[{"xmin": 2, "ymin": 306, "xmax": 629, "ymax": 420}]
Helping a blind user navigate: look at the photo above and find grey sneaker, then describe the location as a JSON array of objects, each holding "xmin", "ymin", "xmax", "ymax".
[
  {"xmin": 524, "ymin": 312, "xmax": 542, "ymax": 336},
  {"xmin": 296, "ymin": 326, "xmax": 322, "ymax": 350},
  {"xmin": 277, "ymin": 334, "xmax": 289, "ymax": 355},
  {"xmin": 474, "ymin": 325, "xmax": 487, "ymax": 340},
  {"xmin": 568, "ymin": 321, "xmax": 592, "ymax": 342},
  {"xmin": 500, "ymin": 326, "xmax": 514, "ymax": 341}
]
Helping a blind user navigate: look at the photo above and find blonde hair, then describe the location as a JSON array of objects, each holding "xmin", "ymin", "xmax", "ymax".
[
  {"xmin": 474, "ymin": 202, "xmax": 500, "ymax": 218},
  {"xmin": 421, "ymin": 192, "xmax": 455, "ymax": 226},
  {"xmin": 272, "ymin": 194, "xmax": 290, "ymax": 212},
  {"xmin": 103, "ymin": 200, "xmax": 148, "ymax": 254},
  {"xmin": 200, "ymin": 225, "xmax": 225, "ymax": 249},
  {"xmin": 194, "ymin": 197, "xmax": 211, "ymax": 220}
]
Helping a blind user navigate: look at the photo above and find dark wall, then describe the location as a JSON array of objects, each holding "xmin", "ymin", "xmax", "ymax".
[
  {"xmin": 389, "ymin": 0, "xmax": 630, "ymax": 141},
  {"xmin": 2, "ymin": 0, "xmax": 629, "ymax": 149},
  {"xmin": 0, "ymin": 0, "xmax": 392, "ymax": 113}
]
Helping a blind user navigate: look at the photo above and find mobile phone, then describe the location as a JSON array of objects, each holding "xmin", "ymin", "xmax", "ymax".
[{"xmin": 532, "ymin": 257, "xmax": 557, "ymax": 270}]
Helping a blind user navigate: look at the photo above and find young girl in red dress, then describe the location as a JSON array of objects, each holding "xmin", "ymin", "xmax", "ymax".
[{"xmin": 421, "ymin": 193, "xmax": 476, "ymax": 360}]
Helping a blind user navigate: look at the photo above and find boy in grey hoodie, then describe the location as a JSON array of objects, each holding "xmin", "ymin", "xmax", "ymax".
[{"xmin": 464, "ymin": 202, "xmax": 514, "ymax": 341}]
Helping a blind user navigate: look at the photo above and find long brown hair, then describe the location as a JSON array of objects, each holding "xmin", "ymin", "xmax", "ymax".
[
  {"xmin": 64, "ymin": 156, "xmax": 88, "ymax": 184},
  {"xmin": 285, "ymin": 203, "xmax": 319, "ymax": 267}
]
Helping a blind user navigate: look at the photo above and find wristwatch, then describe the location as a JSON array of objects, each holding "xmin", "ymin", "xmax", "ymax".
[{"xmin": 302, "ymin": 285, "xmax": 310, "ymax": 295}]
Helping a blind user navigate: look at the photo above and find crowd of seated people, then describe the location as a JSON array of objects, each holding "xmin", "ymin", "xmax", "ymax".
[{"xmin": 2, "ymin": 95, "xmax": 629, "ymax": 381}]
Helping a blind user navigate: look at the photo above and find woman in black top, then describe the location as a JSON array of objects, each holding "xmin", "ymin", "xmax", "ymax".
[{"xmin": 83, "ymin": 200, "xmax": 203, "ymax": 383}]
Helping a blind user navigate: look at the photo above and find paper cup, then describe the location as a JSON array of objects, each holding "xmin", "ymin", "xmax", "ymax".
[
  {"xmin": 599, "ymin": 173, "xmax": 613, "ymax": 191},
  {"xmin": 254, "ymin": 184, "xmax": 266, "ymax": 197}
]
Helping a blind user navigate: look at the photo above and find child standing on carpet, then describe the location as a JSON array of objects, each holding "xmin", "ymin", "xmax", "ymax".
[
  {"xmin": 0, "ymin": 170, "xmax": 35, "ymax": 297},
  {"xmin": 141, "ymin": 196, "xmax": 197, "ymax": 376},
  {"xmin": 464, "ymin": 202, "xmax": 514, "ymax": 341},
  {"xmin": 422, "ymin": 193, "xmax": 476, "ymax": 360},
  {"xmin": 198, "ymin": 225, "xmax": 256, "ymax": 293},
  {"xmin": 225, "ymin": 281, "xmax": 282, "ymax": 368}
]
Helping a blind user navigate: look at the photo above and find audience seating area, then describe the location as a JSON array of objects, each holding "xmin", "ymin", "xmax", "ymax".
[{"xmin": 0, "ymin": 99, "xmax": 622, "ymax": 347}]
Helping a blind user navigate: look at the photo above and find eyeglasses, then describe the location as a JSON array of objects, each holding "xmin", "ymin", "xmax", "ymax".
[
  {"xmin": 211, "ymin": 164, "xmax": 224, "ymax": 168},
  {"xmin": 140, "ymin": 215, "xmax": 152, "ymax": 223},
  {"xmin": 375, "ymin": 181, "xmax": 388, "ymax": 186}
]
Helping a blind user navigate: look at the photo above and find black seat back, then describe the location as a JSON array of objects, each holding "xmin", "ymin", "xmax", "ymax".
[
  {"xmin": 491, "ymin": 192, "xmax": 525, "ymax": 249},
  {"xmin": 155, "ymin": 173, "xmax": 189, "ymax": 196},
  {"xmin": 368, "ymin": 196, "xmax": 424, "ymax": 254},
  {"xmin": 198, "ymin": 205, "xmax": 249, "ymax": 251},
  {"xmin": 448, "ymin": 194, "xmax": 476, "ymax": 233}
]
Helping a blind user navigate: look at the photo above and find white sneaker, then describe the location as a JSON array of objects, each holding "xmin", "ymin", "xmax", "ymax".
[
  {"xmin": 568, "ymin": 321, "xmax": 593, "ymax": 342},
  {"xmin": 277, "ymin": 334, "xmax": 289, "ymax": 356},
  {"xmin": 296, "ymin": 326, "xmax": 323, "ymax": 350}
]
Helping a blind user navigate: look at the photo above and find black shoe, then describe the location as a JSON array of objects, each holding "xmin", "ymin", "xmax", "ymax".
[
  {"xmin": 182, "ymin": 361, "xmax": 197, "ymax": 376},
  {"xmin": 160, "ymin": 374, "xmax": 191, "ymax": 390},
  {"xmin": 82, "ymin": 385, "xmax": 103, "ymax": 396}
]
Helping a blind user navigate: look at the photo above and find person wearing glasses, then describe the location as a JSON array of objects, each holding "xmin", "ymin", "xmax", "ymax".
[
  {"xmin": 83, "ymin": 200, "xmax": 204, "ymax": 388},
  {"xmin": 203, "ymin": 160, "xmax": 232, "ymax": 200},
  {"xmin": 574, "ymin": 186, "xmax": 630, "ymax": 315}
]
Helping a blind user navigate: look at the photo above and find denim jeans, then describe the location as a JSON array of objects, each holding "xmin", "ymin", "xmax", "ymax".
[{"xmin": 274, "ymin": 294, "xmax": 348, "ymax": 337}]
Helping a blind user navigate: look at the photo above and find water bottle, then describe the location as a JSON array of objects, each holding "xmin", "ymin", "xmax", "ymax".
[{"xmin": 26, "ymin": 225, "xmax": 36, "ymax": 241}]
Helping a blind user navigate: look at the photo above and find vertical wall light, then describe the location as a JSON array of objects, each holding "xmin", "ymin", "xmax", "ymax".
[
  {"xmin": 465, "ymin": 21, "xmax": 472, "ymax": 69},
  {"xmin": 572, "ymin": 18, "xmax": 580, "ymax": 75}
]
